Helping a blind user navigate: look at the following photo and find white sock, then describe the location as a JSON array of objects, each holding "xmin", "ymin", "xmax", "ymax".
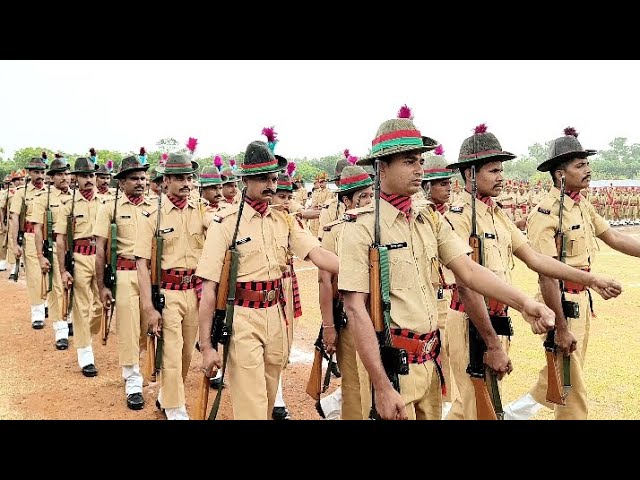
[
  {"xmin": 122, "ymin": 364, "xmax": 143, "ymax": 395},
  {"xmin": 213, "ymin": 368, "xmax": 222, "ymax": 380},
  {"xmin": 31, "ymin": 304, "xmax": 46, "ymax": 322},
  {"xmin": 0, "ymin": 259, "xmax": 7, "ymax": 269},
  {"xmin": 77, "ymin": 345, "xmax": 95, "ymax": 368},
  {"xmin": 504, "ymin": 393, "xmax": 543, "ymax": 420},
  {"xmin": 320, "ymin": 387, "xmax": 342, "ymax": 420},
  {"xmin": 274, "ymin": 376, "xmax": 286, "ymax": 408},
  {"xmin": 441, "ymin": 401, "xmax": 452, "ymax": 420},
  {"xmin": 165, "ymin": 405, "xmax": 189, "ymax": 420},
  {"xmin": 53, "ymin": 320, "xmax": 69, "ymax": 341}
]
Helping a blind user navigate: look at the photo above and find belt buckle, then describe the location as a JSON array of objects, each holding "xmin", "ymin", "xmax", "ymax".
[
  {"xmin": 423, "ymin": 336, "xmax": 436, "ymax": 355},
  {"xmin": 264, "ymin": 289, "xmax": 276, "ymax": 302},
  {"xmin": 181, "ymin": 274, "xmax": 193, "ymax": 285},
  {"xmin": 90, "ymin": 237, "xmax": 96, "ymax": 246}
]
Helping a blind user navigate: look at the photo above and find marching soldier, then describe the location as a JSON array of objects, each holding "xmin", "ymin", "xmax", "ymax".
[
  {"xmin": 529, "ymin": 181, "xmax": 546, "ymax": 211},
  {"xmin": 94, "ymin": 155, "xmax": 151, "ymax": 410},
  {"xmin": 134, "ymin": 152, "xmax": 208, "ymax": 420},
  {"xmin": 30, "ymin": 155, "xmax": 73, "ymax": 349},
  {"xmin": 293, "ymin": 174, "xmax": 307, "ymax": 206},
  {"xmin": 514, "ymin": 181, "xmax": 529, "ymax": 230},
  {"xmin": 317, "ymin": 153, "xmax": 349, "ymax": 241},
  {"xmin": 308, "ymin": 171, "xmax": 332, "ymax": 237},
  {"xmin": 220, "ymin": 167, "xmax": 240, "ymax": 206},
  {"xmin": 339, "ymin": 106, "xmax": 555, "ymax": 421},
  {"xmin": 443, "ymin": 124, "xmax": 620, "ymax": 420},
  {"xmin": 5, "ymin": 170, "xmax": 26, "ymax": 275},
  {"xmin": 196, "ymin": 138, "xmax": 339, "ymax": 420},
  {"xmin": 318, "ymin": 163, "xmax": 374, "ymax": 420},
  {"xmin": 10, "ymin": 156, "xmax": 48, "ymax": 329},
  {"xmin": 0, "ymin": 174, "xmax": 13, "ymax": 272},
  {"xmin": 55, "ymin": 157, "xmax": 104, "ymax": 376},
  {"xmin": 499, "ymin": 180, "xmax": 516, "ymax": 221},
  {"xmin": 198, "ymin": 164, "xmax": 228, "ymax": 223},
  {"xmin": 506, "ymin": 127, "xmax": 640, "ymax": 420},
  {"xmin": 95, "ymin": 161, "xmax": 115, "ymax": 202}
]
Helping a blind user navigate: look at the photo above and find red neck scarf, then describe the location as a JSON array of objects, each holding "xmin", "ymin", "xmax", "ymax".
[
  {"xmin": 80, "ymin": 189, "xmax": 94, "ymax": 202},
  {"xmin": 380, "ymin": 192, "xmax": 412, "ymax": 220},
  {"xmin": 465, "ymin": 189, "xmax": 494, "ymax": 208},
  {"xmin": 127, "ymin": 194, "xmax": 144, "ymax": 206},
  {"xmin": 167, "ymin": 194, "xmax": 187, "ymax": 210},
  {"xmin": 98, "ymin": 186, "xmax": 109, "ymax": 194},
  {"xmin": 224, "ymin": 196, "xmax": 235, "ymax": 204},
  {"xmin": 567, "ymin": 191, "xmax": 582, "ymax": 203},
  {"xmin": 245, "ymin": 197, "xmax": 269, "ymax": 217},
  {"xmin": 435, "ymin": 203, "xmax": 446, "ymax": 214},
  {"xmin": 33, "ymin": 181, "xmax": 44, "ymax": 190}
]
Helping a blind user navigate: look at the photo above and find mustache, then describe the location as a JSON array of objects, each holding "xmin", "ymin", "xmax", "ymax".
[
  {"xmin": 583, "ymin": 175, "xmax": 591, "ymax": 181},
  {"xmin": 262, "ymin": 189, "xmax": 276, "ymax": 195}
]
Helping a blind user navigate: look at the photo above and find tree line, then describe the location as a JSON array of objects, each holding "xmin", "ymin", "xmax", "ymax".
[{"xmin": 2, "ymin": 137, "xmax": 639, "ymax": 183}]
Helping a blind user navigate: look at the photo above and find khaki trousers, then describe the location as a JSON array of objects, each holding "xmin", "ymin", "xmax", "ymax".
[
  {"xmin": 397, "ymin": 361, "xmax": 442, "ymax": 420},
  {"xmin": 529, "ymin": 291, "xmax": 590, "ymax": 420},
  {"xmin": 71, "ymin": 253, "xmax": 101, "ymax": 348},
  {"xmin": 24, "ymin": 234, "xmax": 44, "ymax": 305},
  {"xmin": 446, "ymin": 309, "xmax": 509, "ymax": 420},
  {"xmin": 336, "ymin": 323, "xmax": 371, "ymax": 420},
  {"xmin": 227, "ymin": 303, "xmax": 288, "ymax": 420},
  {"xmin": 438, "ymin": 289, "xmax": 455, "ymax": 403},
  {"xmin": 47, "ymin": 245, "xmax": 64, "ymax": 322},
  {"xmin": 158, "ymin": 288, "xmax": 199, "ymax": 409},
  {"xmin": 115, "ymin": 270, "xmax": 145, "ymax": 366}
]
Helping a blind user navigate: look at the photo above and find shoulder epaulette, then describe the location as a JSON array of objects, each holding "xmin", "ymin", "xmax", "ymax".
[
  {"xmin": 212, "ymin": 204, "xmax": 240, "ymax": 223},
  {"xmin": 449, "ymin": 205, "xmax": 464, "ymax": 213}
]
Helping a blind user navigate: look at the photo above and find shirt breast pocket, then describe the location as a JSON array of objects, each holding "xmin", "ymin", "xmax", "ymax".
[
  {"xmin": 236, "ymin": 238, "xmax": 261, "ymax": 276},
  {"xmin": 188, "ymin": 215, "xmax": 205, "ymax": 250},
  {"xmin": 389, "ymin": 251, "xmax": 416, "ymax": 291},
  {"xmin": 566, "ymin": 227, "xmax": 585, "ymax": 257},
  {"xmin": 117, "ymin": 216, "xmax": 135, "ymax": 238},
  {"xmin": 162, "ymin": 230, "xmax": 180, "ymax": 255}
]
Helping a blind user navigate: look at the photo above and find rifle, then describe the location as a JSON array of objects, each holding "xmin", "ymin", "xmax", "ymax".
[
  {"xmin": 368, "ymin": 158, "xmax": 409, "ymax": 420},
  {"xmin": 10, "ymin": 183, "xmax": 28, "ymax": 282},
  {"xmin": 149, "ymin": 192, "xmax": 165, "ymax": 378},
  {"xmin": 43, "ymin": 182, "xmax": 54, "ymax": 293},
  {"xmin": 101, "ymin": 187, "xmax": 119, "ymax": 345},
  {"xmin": 63, "ymin": 186, "xmax": 77, "ymax": 319},
  {"xmin": 545, "ymin": 175, "xmax": 574, "ymax": 405},
  {"xmin": 466, "ymin": 165, "xmax": 509, "ymax": 420},
  {"xmin": 205, "ymin": 188, "xmax": 247, "ymax": 420}
]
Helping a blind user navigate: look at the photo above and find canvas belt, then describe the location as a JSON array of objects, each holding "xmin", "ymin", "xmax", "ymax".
[{"xmin": 116, "ymin": 257, "xmax": 137, "ymax": 271}]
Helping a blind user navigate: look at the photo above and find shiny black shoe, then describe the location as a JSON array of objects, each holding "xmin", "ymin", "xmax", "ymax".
[
  {"xmin": 210, "ymin": 376, "xmax": 224, "ymax": 389},
  {"xmin": 32, "ymin": 320, "xmax": 45, "ymax": 330},
  {"xmin": 82, "ymin": 364, "xmax": 98, "ymax": 377},
  {"xmin": 272, "ymin": 406, "xmax": 291, "ymax": 420},
  {"xmin": 127, "ymin": 393, "xmax": 145, "ymax": 410},
  {"xmin": 315, "ymin": 400, "xmax": 326, "ymax": 419},
  {"xmin": 67, "ymin": 323, "xmax": 73, "ymax": 336},
  {"xmin": 55, "ymin": 338, "xmax": 69, "ymax": 350},
  {"xmin": 45, "ymin": 306, "xmax": 49, "ymax": 319},
  {"xmin": 155, "ymin": 399, "xmax": 166, "ymax": 418}
]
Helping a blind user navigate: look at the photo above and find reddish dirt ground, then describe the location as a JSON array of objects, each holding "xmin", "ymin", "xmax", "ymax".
[{"xmin": 0, "ymin": 259, "xmax": 337, "ymax": 420}]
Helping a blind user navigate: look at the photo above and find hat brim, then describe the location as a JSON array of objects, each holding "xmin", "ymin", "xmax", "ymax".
[
  {"xmin": 163, "ymin": 161, "xmax": 199, "ymax": 176},
  {"xmin": 71, "ymin": 163, "xmax": 100, "ymax": 174},
  {"xmin": 537, "ymin": 149, "xmax": 597, "ymax": 172},
  {"xmin": 113, "ymin": 164, "xmax": 150, "ymax": 179},
  {"xmin": 357, "ymin": 144, "xmax": 431, "ymax": 167},
  {"xmin": 236, "ymin": 154, "xmax": 287, "ymax": 176},
  {"xmin": 47, "ymin": 165, "xmax": 70, "ymax": 175},
  {"xmin": 446, "ymin": 152, "xmax": 517, "ymax": 170},
  {"xmin": 422, "ymin": 172, "xmax": 456, "ymax": 182}
]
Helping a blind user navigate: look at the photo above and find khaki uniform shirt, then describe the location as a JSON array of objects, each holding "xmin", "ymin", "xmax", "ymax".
[
  {"xmin": 529, "ymin": 190, "xmax": 545, "ymax": 209},
  {"xmin": 93, "ymin": 194, "xmax": 154, "ymax": 258},
  {"xmin": 96, "ymin": 188, "xmax": 116, "ymax": 203},
  {"xmin": 29, "ymin": 188, "xmax": 72, "ymax": 237},
  {"xmin": 133, "ymin": 195, "xmax": 207, "ymax": 270},
  {"xmin": 54, "ymin": 190, "xmax": 101, "ymax": 240},
  {"xmin": 10, "ymin": 183, "xmax": 47, "ymax": 221},
  {"xmin": 338, "ymin": 199, "xmax": 470, "ymax": 334},
  {"xmin": 526, "ymin": 187, "xmax": 610, "ymax": 269},
  {"xmin": 293, "ymin": 188, "xmax": 307, "ymax": 206},
  {"xmin": 196, "ymin": 203, "xmax": 319, "ymax": 284},
  {"xmin": 318, "ymin": 198, "xmax": 345, "ymax": 241},
  {"xmin": 445, "ymin": 190, "xmax": 528, "ymax": 285}
]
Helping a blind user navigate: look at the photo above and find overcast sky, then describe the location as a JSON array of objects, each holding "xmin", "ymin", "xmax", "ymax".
[{"xmin": 1, "ymin": 60, "xmax": 639, "ymax": 165}]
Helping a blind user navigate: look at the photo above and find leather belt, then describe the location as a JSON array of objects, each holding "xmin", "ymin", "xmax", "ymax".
[
  {"xmin": 161, "ymin": 270, "xmax": 197, "ymax": 285},
  {"xmin": 236, "ymin": 287, "xmax": 279, "ymax": 303},
  {"xmin": 75, "ymin": 237, "xmax": 96, "ymax": 247},
  {"xmin": 116, "ymin": 257, "xmax": 137, "ymax": 271},
  {"xmin": 391, "ymin": 332, "xmax": 439, "ymax": 358}
]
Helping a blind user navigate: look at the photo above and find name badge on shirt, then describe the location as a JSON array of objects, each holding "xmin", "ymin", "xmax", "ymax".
[
  {"xmin": 235, "ymin": 236, "xmax": 251, "ymax": 245},
  {"xmin": 120, "ymin": 215, "xmax": 131, "ymax": 219},
  {"xmin": 571, "ymin": 225, "xmax": 581, "ymax": 230},
  {"xmin": 384, "ymin": 242, "xmax": 408, "ymax": 250},
  {"xmin": 484, "ymin": 233, "xmax": 496, "ymax": 239},
  {"xmin": 159, "ymin": 227, "xmax": 174, "ymax": 234},
  {"xmin": 141, "ymin": 211, "xmax": 151, "ymax": 217}
]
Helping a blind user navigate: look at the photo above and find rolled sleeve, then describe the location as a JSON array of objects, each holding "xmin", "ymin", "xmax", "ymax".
[
  {"xmin": 54, "ymin": 202, "xmax": 69, "ymax": 235},
  {"xmin": 195, "ymin": 220, "xmax": 231, "ymax": 283},
  {"xmin": 133, "ymin": 211, "xmax": 155, "ymax": 260},
  {"xmin": 527, "ymin": 214, "xmax": 557, "ymax": 257},
  {"xmin": 437, "ymin": 218, "xmax": 472, "ymax": 267},
  {"xmin": 509, "ymin": 221, "xmax": 529, "ymax": 253},
  {"xmin": 289, "ymin": 219, "xmax": 321, "ymax": 261},
  {"xmin": 337, "ymin": 222, "xmax": 371, "ymax": 293},
  {"xmin": 92, "ymin": 202, "xmax": 111, "ymax": 239},
  {"xmin": 589, "ymin": 204, "xmax": 610, "ymax": 236},
  {"xmin": 9, "ymin": 189, "xmax": 25, "ymax": 215}
]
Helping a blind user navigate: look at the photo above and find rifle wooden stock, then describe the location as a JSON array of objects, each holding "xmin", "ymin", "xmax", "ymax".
[
  {"xmin": 150, "ymin": 241, "xmax": 159, "ymax": 285},
  {"xmin": 143, "ymin": 335, "xmax": 156, "ymax": 382},
  {"xmin": 471, "ymin": 377, "xmax": 498, "ymax": 420},
  {"xmin": 40, "ymin": 273, "xmax": 47, "ymax": 300},
  {"xmin": 368, "ymin": 247, "xmax": 383, "ymax": 333},
  {"xmin": 306, "ymin": 349, "xmax": 323, "ymax": 400},
  {"xmin": 195, "ymin": 372, "xmax": 210, "ymax": 420},
  {"xmin": 62, "ymin": 287, "xmax": 69, "ymax": 321},
  {"xmin": 100, "ymin": 308, "xmax": 108, "ymax": 346},
  {"xmin": 469, "ymin": 234, "xmax": 482, "ymax": 265},
  {"xmin": 216, "ymin": 250, "xmax": 233, "ymax": 312},
  {"xmin": 545, "ymin": 350, "xmax": 565, "ymax": 405}
]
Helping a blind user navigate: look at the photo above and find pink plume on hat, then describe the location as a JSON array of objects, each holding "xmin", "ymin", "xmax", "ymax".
[
  {"xmin": 474, "ymin": 123, "xmax": 488, "ymax": 134},
  {"xmin": 397, "ymin": 104, "xmax": 413, "ymax": 119},
  {"xmin": 106, "ymin": 160, "xmax": 113, "ymax": 171},
  {"xmin": 186, "ymin": 137, "xmax": 198, "ymax": 154},
  {"xmin": 262, "ymin": 126, "xmax": 277, "ymax": 144},
  {"xmin": 214, "ymin": 155, "xmax": 223, "ymax": 170},
  {"xmin": 160, "ymin": 153, "xmax": 168, "ymax": 166},
  {"xmin": 564, "ymin": 127, "xmax": 578, "ymax": 137},
  {"xmin": 229, "ymin": 159, "xmax": 236, "ymax": 168},
  {"xmin": 343, "ymin": 149, "xmax": 350, "ymax": 159},
  {"xmin": 287, "ymin": 161, "xmax": 296, "ymax": 177},
  {"xmin": 434, "ymin": 144, "xmax": 444, "ymax": 156},
  {"xmin": 347, "ymin": 155, "xmax": 358, "ymax": 165}
]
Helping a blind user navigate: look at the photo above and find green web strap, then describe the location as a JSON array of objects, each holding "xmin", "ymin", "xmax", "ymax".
[
  {"xmin": 379, "ymin": 247, "xmax": 393, "ymax": 337},
  {"xmin": 208, "ymin": 249, "xmax": 240, "ymax": 421}
]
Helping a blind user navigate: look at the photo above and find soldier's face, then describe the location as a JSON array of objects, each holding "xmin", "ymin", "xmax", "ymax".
[
  {"xmin": 245, "ymin": 173, "xmax": 278, "ymax": 203},
  {"xmin": 222, "ymin": 182, "xmax": 237, "ymax": 199},
  {"xmin": 12, "ymin": 178, "xmax": 24, "ymax": 187},
  {"xmin": 165, "ymin": 174, "xmax": 193, "ymax": 198},
  {"xmin": 121, "ymin": 172, "xmax": 146, "ymax": 197},
  {"xmin": 29, "ymin": 169, "xmax": 45, "ymax": 186},
  {"xmin": 52, "ymin": 171, "xmax": 70, "ymax": 191},
  {"xmin": 344, "ymin": 186, "xmax": 374, "ymax": 209},
  {"xmin": 150, "ymin": 181, "xmax": 162, "ymax": 194},
  {"xmin": 473, "ymin": 161, "xmax": 504, "ymax": 197},
  {"xmin": 559, "ymin": 157, "xmax": 592, "ymax": 191},
  {"xmin": 202, "ymin": 184, "xmax": 223, "ymax": 204},
  {"xmin": 428, "ymin": 178, "xmax": 451, "ymax": 205},
  {"xmin": 272, "ymin": 191, "xmax": 293, "ymax": 208},
  {"xmin": 77, "ymin": 173, "xmax": 95, "ymax": 191},
  {"xmin": 97, "ymin": 175, "xmax": 111, "ymax": 189},
  {"xmin": 381, "ymin": 152, "xmax": 424, "ymax": 196}
]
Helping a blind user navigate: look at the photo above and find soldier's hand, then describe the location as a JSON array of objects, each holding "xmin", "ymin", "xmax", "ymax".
[
  {"xmin": 146, "ymin": 308, "xmax": 163, "ymax": 337},
  {"xmin": 374, "ymin": 386, "xmax": 408, "ymax": 420},
  {"xmin": 484, "ymin": 344, "xmax": 513, "ymax": 380},
  {"xmin": 201, "ymin": 346, "xmax": 222, "ymax": 378},
  {"xmin": 302, "ymin": 209, "xmax": 320, "ymax": 220},
  {"xmin": 14, "ymin": 246, "xmax": 23, "ymax": 259},
  {"xmin": 590, "ymin": 274, "xmax": 622, "ymax": 300},
  {"xmin": 555, "ymin": 328, "xmax": 577, "ymax": 356},
  {"xmin": 321, "ymin": 325, "xmax": 338, "ymax": 354},
  {"xmin": 61, "ymin": 271, "xmax": 74, "ymax": 289},
  {"xmin": 521, "ymin": 299, "xmax": 555, "ymax": 334},
  {"xmin": 38, "ymin": 256, "xmax": 51, "ymax": 274},
  {"xmin": 100, "ymin": 287, "xmax": 114, "ymax": 308}
]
